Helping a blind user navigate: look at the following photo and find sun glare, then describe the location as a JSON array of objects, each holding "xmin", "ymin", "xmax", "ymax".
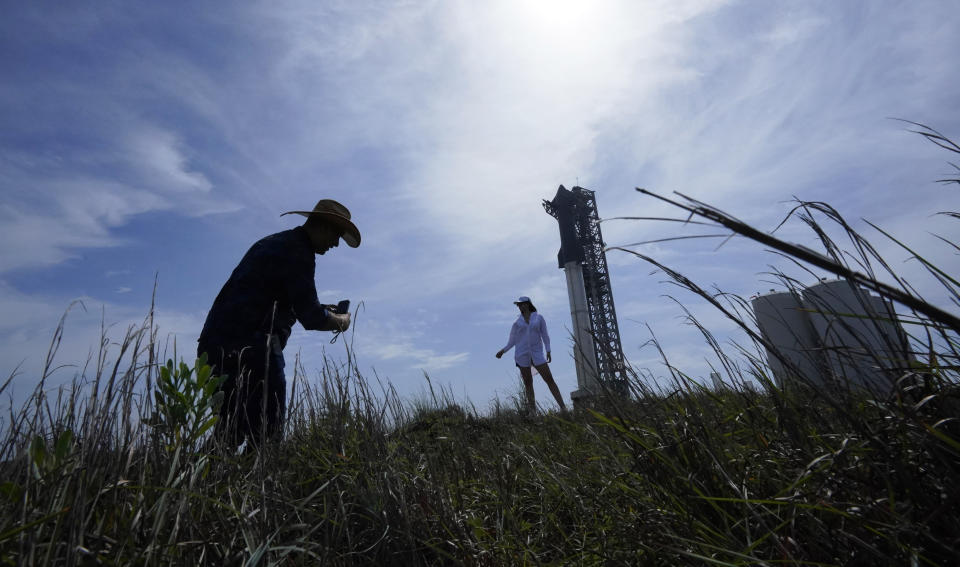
[
  {"xmin": 519, "ymin": 0, "xmax": 595, "ymax": 36},
  {"xmin": 499, "ymin": 0, "xmax": 625, "ymax": 71}
]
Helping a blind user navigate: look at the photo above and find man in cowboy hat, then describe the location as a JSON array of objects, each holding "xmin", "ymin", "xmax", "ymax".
[{"xmin": 198, "ymin": 199, "xmax": 360, "ymax": 448}]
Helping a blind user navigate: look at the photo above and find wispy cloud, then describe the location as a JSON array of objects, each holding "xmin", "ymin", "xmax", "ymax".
[
  {"xmin": 126, "ymin": 127, "xmax": 212, "ymax": 194},
  {"xmin": 372, "ymin": 341, "xmax": 470, "ymax": 372},
  {"xmin": 355, "ymin": 317, "xmax": 471, "ymax": 373},
  {"xmin": 0, "ymin": 179, "xmax": 164, "ymax": 273}
]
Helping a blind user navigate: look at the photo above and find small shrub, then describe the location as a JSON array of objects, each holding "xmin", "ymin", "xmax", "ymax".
[{"xmin": 147, "ymin": 353, "xmax": 224, "ymax": 452}]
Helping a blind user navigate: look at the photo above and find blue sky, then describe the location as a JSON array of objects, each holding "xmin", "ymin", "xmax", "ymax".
[{"xmin": 2, "ymin": 0, "xmax": 959, "ymax": 412}]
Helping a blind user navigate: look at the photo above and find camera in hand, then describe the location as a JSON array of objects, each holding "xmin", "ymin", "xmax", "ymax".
[{"xmin": 335, "ymin": 299, "xmax": 350, "ymax": 314}]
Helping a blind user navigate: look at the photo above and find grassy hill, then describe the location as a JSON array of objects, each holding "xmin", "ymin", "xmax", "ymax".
[{"xmin": 1, "ymin": 329, "xmax": 957, "ymax": 565}]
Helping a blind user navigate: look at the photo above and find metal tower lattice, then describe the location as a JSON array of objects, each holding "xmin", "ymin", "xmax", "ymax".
[{"xmin": 543, "ymin": 185, "xmax": 628, "ymax": 393}]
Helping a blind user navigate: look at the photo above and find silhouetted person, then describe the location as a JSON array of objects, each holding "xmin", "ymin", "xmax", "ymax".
[
  {"xmin": 496, "ymin": 296, "xmax": 567, "ymax": 413},
  {"xmin": 198, "ymin": 199, "xmax": 359, "ymax": 448}
]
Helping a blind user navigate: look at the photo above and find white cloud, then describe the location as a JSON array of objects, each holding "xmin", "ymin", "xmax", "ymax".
[
  {"xmin": 0, "ymin": 179, "xmax": 166, "ymax": 273},
  {"xmin": 126, "ymin": 127, "xmax": 212, "ymax": 193},
  {"xmin": 360, "ymin": 326, "xmax": 471, "ymax": 373},
  {"xmin": 762, "ymin": 15, "xmax": 827, "ymax": 48},
  {"xmin": 418, "ymin": 351, "xmax": 470, "ymax": 372},
  {"xmin": 0, "ymin": 120, "xmax": 244, "ymax": 274},
  {"xmin": 371, "ymin": 341, "xmax": 470, "ymax": 372}
]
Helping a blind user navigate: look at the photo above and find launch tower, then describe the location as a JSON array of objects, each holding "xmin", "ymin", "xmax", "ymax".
[{"xmin": 543, "ymin": 185, "xmax": 628, "ymax": 403}]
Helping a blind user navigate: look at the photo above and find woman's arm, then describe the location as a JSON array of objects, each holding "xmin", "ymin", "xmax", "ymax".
[{"xmin": 497, "ymin": 322, "xmax": 519, "ymax": 358}]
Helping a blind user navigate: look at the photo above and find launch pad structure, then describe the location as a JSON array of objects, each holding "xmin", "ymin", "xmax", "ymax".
[{"xmin": 543, "ymin": 185, "xmax": 628, "ymax": 404}]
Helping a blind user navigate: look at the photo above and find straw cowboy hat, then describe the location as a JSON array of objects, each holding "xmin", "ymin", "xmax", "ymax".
[{"xmin": 281, "ymin": 199, "xmax": 361, "ymax": 248}]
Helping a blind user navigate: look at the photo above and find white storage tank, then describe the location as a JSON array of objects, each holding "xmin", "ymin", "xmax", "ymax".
[
  {"xmin": 751, "ymin": 289, "xmax": 823, "ymax": 388},
  {"xmin": 802, "ymin": 279, "xmax": 910, "ymax": 393}
]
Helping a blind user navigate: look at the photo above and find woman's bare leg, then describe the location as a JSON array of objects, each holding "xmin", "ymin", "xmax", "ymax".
[
  {"xmin": 518, "ymin": 366, "xmax": 536, "ymax": 413},
  {"xmin": 535, "ymin": 363, "xmax": 567, "ymax": 411}
]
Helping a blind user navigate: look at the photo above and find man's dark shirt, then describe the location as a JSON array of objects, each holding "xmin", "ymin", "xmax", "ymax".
[{"xmin": 199, "ymin": 226, "xmax": 329, "ymax": 352}]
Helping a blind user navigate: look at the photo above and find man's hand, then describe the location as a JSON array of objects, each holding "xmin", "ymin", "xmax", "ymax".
[
  {"xmin": 325, "ymin": 312, "xmax": 351, "ymax": 332},
  {"xmin": 495, "ymin": 350, "xmax": 504, "ymax": 359},
  {"xmin": 546, "ymin": 351, "xmax": 552, "ymax": 363}
]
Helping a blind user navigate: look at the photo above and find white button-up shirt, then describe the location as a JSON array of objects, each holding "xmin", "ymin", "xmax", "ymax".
[{"xmin": 502, "ymin": 312, "xmax": 551, "ymax": 367}]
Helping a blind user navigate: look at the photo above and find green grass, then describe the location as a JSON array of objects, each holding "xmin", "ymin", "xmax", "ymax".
[
  {"xmin": 2, "ymin": 338, "xmax": 957, "ymax": 565},
  {"xmin": 1, "ymin": 125, "xmax": 958, "ymax": 565}
]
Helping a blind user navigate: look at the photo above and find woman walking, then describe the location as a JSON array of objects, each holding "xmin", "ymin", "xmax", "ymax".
[{"xmin": 496, "ymin": 296, "xmax": 567, "ymax": 413}]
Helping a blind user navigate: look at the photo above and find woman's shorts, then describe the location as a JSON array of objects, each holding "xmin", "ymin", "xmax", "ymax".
[{"xmin": 514, "ymin": 350, "xmax": 547, "ymax": 368}]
